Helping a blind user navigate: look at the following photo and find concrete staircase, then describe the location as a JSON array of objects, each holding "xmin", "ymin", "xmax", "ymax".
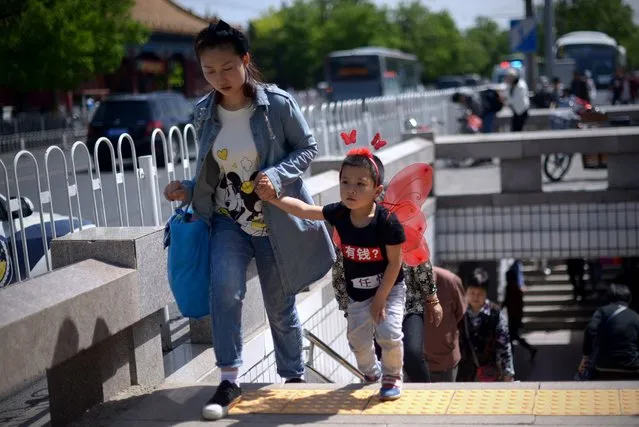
[{"xmin": 521, "ymin": 261, "xmax": 594, "ymax": 332}]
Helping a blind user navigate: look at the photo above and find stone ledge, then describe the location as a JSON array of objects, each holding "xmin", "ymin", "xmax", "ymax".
[
  {"xmin": 435, "ymin": 127, "xmax": 639, "ymax": 159},
  {"xmin": 436, "ymin": 189, "xmax": 639, "ymax": 208},
  {"xmin": 0, "ymin": 259, "xmax": 137, "ymax": 398}
]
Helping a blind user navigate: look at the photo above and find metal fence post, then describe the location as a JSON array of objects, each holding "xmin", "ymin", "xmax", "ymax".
[
  {"xmin": 139, "ymin": 154, "xmax": 171, "ymax": 350},
  {"xmin": 138, "ymin": 155, "xmax": 161, "ymax": 227}
]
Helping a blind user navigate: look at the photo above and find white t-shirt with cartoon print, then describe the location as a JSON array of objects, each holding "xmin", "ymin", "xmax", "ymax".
[{"xmin": 212, "ymin": 103, "xmax": 268, "ymax": 236}]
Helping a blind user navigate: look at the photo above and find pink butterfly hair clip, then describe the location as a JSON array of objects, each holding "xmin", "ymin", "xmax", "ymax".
[{"xmin": 340, "ymin": 129, "xmax": 387, "ymax": 151}]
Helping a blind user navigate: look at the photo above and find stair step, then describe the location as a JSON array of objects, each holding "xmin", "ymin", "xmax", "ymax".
[
  {"xmin": 523, "ymin": 316, "xmax": 591, "ymax": 331},
  {"xmin": 523, "ymin": 304, "xmax": 594, "ymax": 315},
  {"xmin": 524, "ymin": 294, "xmax": 576, "ymax": 304},
  {"xmin": 523, "ymin": 275, "xmax": 572, "ymax": 284},
  {"xmin": 525, "ymin": 284, "xmax": 574, "ymax": 294}
]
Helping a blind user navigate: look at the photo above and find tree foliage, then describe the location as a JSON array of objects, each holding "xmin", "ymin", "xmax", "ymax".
[
  {"xmin": 249, "ymin": 0, "xmax": 510, "ymax": 88},
  {"xmin": 0, "ymin": 0, "xmax": 149, "ymax": 92}
]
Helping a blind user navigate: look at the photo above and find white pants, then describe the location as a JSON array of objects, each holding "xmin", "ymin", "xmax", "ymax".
[{"xmin": 346, "ymin": 282, "xmax": 405, "ymax": 378}]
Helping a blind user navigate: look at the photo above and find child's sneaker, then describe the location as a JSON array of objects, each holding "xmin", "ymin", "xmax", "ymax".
[{"xmin": 379, "ymin": 375, "xmax": 402, "ymax": 401}]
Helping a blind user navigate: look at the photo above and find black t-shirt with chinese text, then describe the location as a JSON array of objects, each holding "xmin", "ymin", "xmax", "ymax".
[{"xmin": 323, "ymin": 202, "xmax": 406, "ymax": 301}]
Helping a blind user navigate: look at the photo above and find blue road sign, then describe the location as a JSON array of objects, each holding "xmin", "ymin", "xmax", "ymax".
[{"xmin": 510, "ymin": 18, "xmax": 537, "ymax": 53}]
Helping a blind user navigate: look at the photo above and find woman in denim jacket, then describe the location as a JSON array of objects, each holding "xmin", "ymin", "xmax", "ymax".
[{"xmin": 164, "ymin": 21, "xmax": 335, "ymax": 420}]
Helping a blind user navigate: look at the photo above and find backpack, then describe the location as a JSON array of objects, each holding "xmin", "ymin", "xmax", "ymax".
[{"xmin": 481, "ymin": 89, "xmax": 503, "ymax": 113}]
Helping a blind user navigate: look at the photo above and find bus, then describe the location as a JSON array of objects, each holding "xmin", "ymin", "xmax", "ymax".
[
  {"xmin": 555, "ymin": 31, "xmax": 627, "ymax": 94},
  {"xmin": 324, "ymin": 47, "xmax": 421, "ymax": 102}
]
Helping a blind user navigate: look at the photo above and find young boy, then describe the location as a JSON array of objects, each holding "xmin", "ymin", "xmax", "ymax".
[{"xmin": 264, "ymin": 148, "xmax": 406, "ymax": 400}]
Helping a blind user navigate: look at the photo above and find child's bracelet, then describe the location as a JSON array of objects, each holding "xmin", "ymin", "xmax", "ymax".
[{"xmin": 426, "ymin": 298, "xmax": 440, "ymax": 305}]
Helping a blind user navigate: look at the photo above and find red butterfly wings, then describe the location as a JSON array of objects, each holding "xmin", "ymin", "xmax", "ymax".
[
  {"xmin": 383, "ymin": 163, "xmax": 433, "ymax": 207},
  {"xmin": 371, "ymin": 132, "xmax": 387, "ymax": 150},
  {"xmin": 383, "ymin": 163, "xmax": 433, "ymax": 266},
  {"xmin": 340, "ymin": 129, "xmax": 357, "ymax": 146},
  {"xmin": 379, "ymin": 200, "xmax": 426, "ymax": 234},
  {"xmin": 401, "ymin": 228, "xmax": 431, "ymax": 266}
]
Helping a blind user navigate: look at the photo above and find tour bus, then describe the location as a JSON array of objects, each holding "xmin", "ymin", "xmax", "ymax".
[
  {"xmin": 555, "ymin": 31, "xmax": 627, "ymax": 103},
  {"xmin": 324, "ymin": 47, "xmax": 421, "ymax": 102}
]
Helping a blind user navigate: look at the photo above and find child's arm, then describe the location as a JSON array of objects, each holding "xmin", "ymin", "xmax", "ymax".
[
  {"xmin": 370, "ymin": 243, "xmax": 403, "ymax": 323},
  {"xmin": 268, "ymin": 196, "xmax": 325, "ymax": 221}
]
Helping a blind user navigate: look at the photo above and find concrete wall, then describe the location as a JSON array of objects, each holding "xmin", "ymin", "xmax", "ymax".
[{"xmin": 0, "ymin": 227, "xmax": 171, "ymax": 426}]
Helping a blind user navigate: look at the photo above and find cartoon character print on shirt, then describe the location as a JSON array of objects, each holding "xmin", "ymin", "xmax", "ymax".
[
  {"xmin": 216, "ymin": 152, "xmax": 266, "ymax": 232},
  {"xmin": 218, "ymin": 173, "xmax": 245, "ymax": 219}
]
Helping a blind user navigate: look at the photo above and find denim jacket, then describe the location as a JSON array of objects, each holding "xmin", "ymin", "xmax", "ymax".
[{"xmin": 182, "ymin": 84, "xmax": 336, "ymax": 296}]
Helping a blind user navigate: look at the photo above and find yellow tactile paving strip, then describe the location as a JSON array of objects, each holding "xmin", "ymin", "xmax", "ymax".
[
  {"xmin": 534, "ymin": 390, "xmax": 621, "ymax": 416},
  {"xmin": 449, "ymin": 389, "xmax": 536, "ymax": 415},
  {"xmin": 228, "ymin": 388, "xmax": 639, "ymax": 416},
  {"xmin": 620, "ymin": 389, "xmax": 639, "ymax": 415}
]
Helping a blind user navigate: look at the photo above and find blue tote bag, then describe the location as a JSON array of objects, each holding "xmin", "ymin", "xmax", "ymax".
[{"xmin": 164, "ymin": 206, "xmax": 210, "ymax": 318}]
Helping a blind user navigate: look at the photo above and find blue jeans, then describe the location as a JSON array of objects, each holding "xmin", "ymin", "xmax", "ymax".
[
  {"xmin": 346, "ymin": 282, "xmax": 406, "ymax": 378},
  {"xmin": 209, "ymin": 214, "xmax": 304, "ymax": 379},
  {"xmin": 482, "ymin": 112, "xmax": 495, "ymax": 133}
]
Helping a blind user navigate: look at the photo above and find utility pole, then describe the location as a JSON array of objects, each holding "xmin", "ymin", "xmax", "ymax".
[
  {"xmin": 525, "ymin": 0, "xmax": 536, "ymax": 88},
  {"xmin": 544, "ymin": 0, "xmax": 555, "ymax": 79}
]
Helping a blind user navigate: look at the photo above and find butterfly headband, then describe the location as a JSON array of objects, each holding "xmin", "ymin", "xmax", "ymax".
[
  {"xmin": 208, "ymin": 19, "xmax": 250, "ymax": 55},
  {"xmin": 340, "ymin": 129, "xmax": 387, "ymax": 185}
]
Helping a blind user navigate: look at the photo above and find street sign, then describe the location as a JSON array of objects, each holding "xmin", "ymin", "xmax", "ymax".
[{"xmin": 510, "ymin": 18, "xmax": 537, "ymax": 53}]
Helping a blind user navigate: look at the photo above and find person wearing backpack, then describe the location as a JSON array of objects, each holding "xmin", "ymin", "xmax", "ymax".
[
  {"xmin": 478, "ymin": 88, "xmax": 504, "ymax": 133},
  {"xmin": 457, "ymin": 268, "xmax": 515, "ymax": 382},
  {"xmin": 578, "ymin": 284, "xmax": 639, "ymax": 380},
  {"xmin": 451, "ymin": 89, "xmax": 503, "ymax": 134}
]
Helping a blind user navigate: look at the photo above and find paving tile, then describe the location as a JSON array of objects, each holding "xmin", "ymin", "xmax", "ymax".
[
  {"xmin": 447, "ymin": 389, "xmax": 536, "ymax": 415},
  {"xmin": 230, "ymin": 389, "xmax": 300, "ymax": 414},
  {"xmin": 362, "ymin": 390, "xmax": 454, "ymax": 415},
  {"xmin": 279, "ymin": 389, "xmax": 374, "ymax": 415},
  {"xmin": 620, "ymin": 389, "xmax": 639, "ymax": 415},
  {"xmin": 534, "ymin": 389, "xmax": 621, "ymax": 416}
]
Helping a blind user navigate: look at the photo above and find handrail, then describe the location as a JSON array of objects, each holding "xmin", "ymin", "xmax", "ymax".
[{"xmin": 303, "ymin": 329, "xmax": 366, "ymax": 382}]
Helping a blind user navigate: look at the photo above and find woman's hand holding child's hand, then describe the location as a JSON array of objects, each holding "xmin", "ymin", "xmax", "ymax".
[
  {"xmin": 370, "ymin": 294, "xmax": 387, "ymax": 323},
  {"xmin": 164, "ymin": 181, "xmax": 187, "ymax": 202},
  {"xmin": 255, "ymin": 172, "xmax": 277, "ymax": 200}
]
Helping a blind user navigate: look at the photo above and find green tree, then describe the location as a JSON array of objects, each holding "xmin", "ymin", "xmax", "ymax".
[
  {"xmin": 0, "ymin": 0, "xmax": 148, "ymax": 94},
  {"xmin": 249, "ymin": 2, "xmax": 322, "ymax": 89},
  {"xmin": 250, "ymin": 0, "xmax": 398, "ymax": 89},
  {"xmin": 464, "ymin": 17, "xmax": 510, "ymax": 77},
  {"xmin": 249, "ymin": 0, "xmax": 515, "ymax": 87},
  {"xmin": 393, "ymin": 2, "xmax": 466, "ymax": 81}
]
